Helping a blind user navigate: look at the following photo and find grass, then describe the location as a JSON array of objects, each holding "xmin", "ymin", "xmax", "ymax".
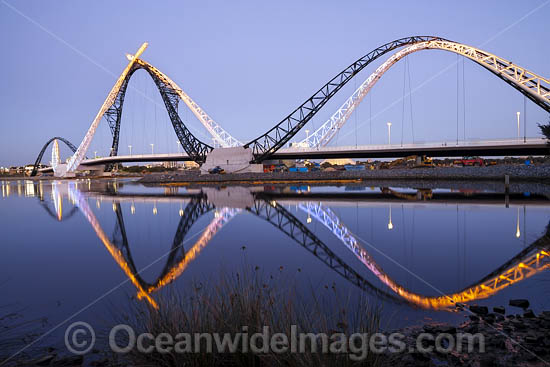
[{"xmin": 109, "ymin": 263, "xmax": 384, "ymax": 367}]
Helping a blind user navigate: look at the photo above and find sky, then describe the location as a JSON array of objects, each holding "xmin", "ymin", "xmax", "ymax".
[{"xmin": 0, "ymin": 0, "xmax": 549, "ymax": 166}]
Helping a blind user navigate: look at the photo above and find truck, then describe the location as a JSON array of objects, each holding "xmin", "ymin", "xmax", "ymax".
[{"xmin": 453, "ymin": 156, "xmax": 484, "ymax": 166}]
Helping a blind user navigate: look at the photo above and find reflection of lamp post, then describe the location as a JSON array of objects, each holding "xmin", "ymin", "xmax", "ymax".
[
  {"xmin": 307, "ymin": 213, "xmax": 312, "ymax": 224},
  {"xmin": 387, "ymin": 205, "xmax": 393, "ymax": 230},
  {"xmin": 131, "ymin": 201, "xmax": 135, "ymax": 215},
  {"xmin": 516, "ymin": 112, "xmax": 520, "ymax": 141},
  {"xmin": 153, "ymin": 202, "xmax": 157, "ymax": 215},
  {"xmin": 179, "ymin": 203, "xmax": 184, "ymax": 217},
  {"xmin": 150, "ymin": 143, "xmax": 155, "ymax": 154},
  {"xmin": 516, "ymin": 207, "xmax": 521, "ymax": 238},
  {"xmin": 387, "ymin": 122, "xmax": 392, "ymax": 145}
]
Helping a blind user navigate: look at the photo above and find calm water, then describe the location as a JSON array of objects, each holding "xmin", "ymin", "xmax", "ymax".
[{"xmin": 1, "ymin": 178, "xmax": 550, "ymax": 343}]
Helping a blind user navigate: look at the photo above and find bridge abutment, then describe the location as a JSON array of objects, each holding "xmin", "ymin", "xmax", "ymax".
[{"xmin": 200, "ymin": 147, "xmax": 263, "ymax": 174}]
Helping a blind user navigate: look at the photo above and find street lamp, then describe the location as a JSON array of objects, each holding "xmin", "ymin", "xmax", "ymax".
[
  {"xmin": 94, "ymin": 151, "xmax": 98, "ymax": 159},
  {"xmin": 305, "ymin": 129, "xmax": 310, "ymax": 140},
  {"xmin": 128, "ymin": 145, "xmax": 132, "ymax": 156},
  {"xmin": 150, "ymin": 143, "xmax": 154, "ymax": 154},
  {"xmin": 386, "ymin": 122, "xmax": 392, "ymax": 145},
  {"xmin": 176, "ymin": 141, "xmax": 181, "ymax": 153},
  {"xmin": 516, "ymin": 112, "xmax": 520, "ymax": 141}
]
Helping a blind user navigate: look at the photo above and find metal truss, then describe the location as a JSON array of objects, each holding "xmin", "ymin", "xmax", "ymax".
[
  {"xmin": 243, "ymin": 36, "xmax": 445, "ymax": 161},
  {"xmin": 133, "ymin": 60, "xmax": 241, "ymax": 148},
  {"xmin": 248, "ymin": 197, "xmax": 403, "ymax": 303},
  {"xmin": 134, "ymin": 59, "xmax": 213, "ymax": 163},
  {"xmin": 111, "ymin": 196, "xmax": 216, "ymax": 293},
  {"xmin": 30, "ymin": 137, "xmax": 78, "ymax": 176},
  {"xmin": 299, "ymin": 201, "xmax": 550, "ymax": 309},
  {"xmin": 300, "ymin": 41, "xmax": 550, "ymax": 148},
  {"xmin": 102, "ymin": 59, "xmax": 214, "ymax": 167}
]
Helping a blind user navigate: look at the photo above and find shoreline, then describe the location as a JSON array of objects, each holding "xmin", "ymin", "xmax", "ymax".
[{"xmin": 139, "ymin": 164, "xmax": 550, "ymax": 186}]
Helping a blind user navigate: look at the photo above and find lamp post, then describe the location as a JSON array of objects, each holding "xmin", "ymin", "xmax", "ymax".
[
  {"xmin": 128, "ymin": 145, "xmax": 132, "ymax": 156},
  {"xmin": 176, "ymin": 141, "xmax": 181, "ymax": 153},
  {"xmin": 94, "ymin": 151, "xmax": 97, "ymax": 159},
  {"xmin": 150, "ymin": 143, "xmax": 154, "ymax": 155},
  {"xmin": 386, "ymin": 122, "xmax": 392, "ymax": 145},
  {"xmin": 516, "ymin": 111, "xmax": 520, "ymax": 141}
]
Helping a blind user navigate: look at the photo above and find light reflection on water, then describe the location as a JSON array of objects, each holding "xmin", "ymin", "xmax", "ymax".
[{"xmin": 1, "ymin": 178, "xmax": 550, "ymax": 334}]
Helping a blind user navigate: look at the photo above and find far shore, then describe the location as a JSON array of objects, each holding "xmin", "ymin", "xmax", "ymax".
[{"xmin": 138, "ymin": 164, "xmax": 550, "ymax": 185}]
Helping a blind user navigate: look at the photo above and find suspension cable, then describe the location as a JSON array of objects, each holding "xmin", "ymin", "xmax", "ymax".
[{"xmin": 407, "ymin": 56, "xmax": 415, "ymax": 144}]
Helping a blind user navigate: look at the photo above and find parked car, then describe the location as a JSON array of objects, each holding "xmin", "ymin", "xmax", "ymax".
[
  {"xmin": 208, "ymin": 166, "xmax": 225, "ymax": 174},
  {"xmin": 453, "ymin": 156, "xmax": 484, "ymax": 166}
]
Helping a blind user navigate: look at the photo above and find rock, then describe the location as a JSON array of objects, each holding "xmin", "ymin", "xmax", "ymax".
[
  {"xmin": 523, "ymin": 309, "xmax": 535, "ymax": 318},
  {"xmin": 493, "ymin": 306, "xmax": 505, "ymax": 314},
  {"xmin": 470, "ymin": 305, "xmax": 489, "ymax": 315},
  {"xmin": 509, "ymin": 299, "xmax": 529, "ymax": 309}
]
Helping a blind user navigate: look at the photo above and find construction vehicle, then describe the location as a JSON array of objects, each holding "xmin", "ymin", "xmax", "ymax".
[{"xmin": 380, "ymin": 155, "xmax": 433, "ymax": 169}]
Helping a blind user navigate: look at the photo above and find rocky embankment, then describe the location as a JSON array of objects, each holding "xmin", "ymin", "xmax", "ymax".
[
  {"xmin": 393, "ymin": 300, "xmax": 550, "ymax": 367},
  {"xmin": 139, "ymin": 164, "xmax": 550, "ymax": 185}
]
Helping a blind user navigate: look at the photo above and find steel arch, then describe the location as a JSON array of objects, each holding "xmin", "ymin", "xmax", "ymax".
[
  {"xmin": 301, "ymin": 40, "xmax": 550, "ymax": 148},
  {"xmin": 103, "ymin": 61, "xmax": 214, "ymax": 170},
  {"xmin": 30, "ymin": 137, "xmax": 78, "ymax": 176},
  {"xmin": 245, "ymin": 36, "xmax": 550, "ymax": 160}
]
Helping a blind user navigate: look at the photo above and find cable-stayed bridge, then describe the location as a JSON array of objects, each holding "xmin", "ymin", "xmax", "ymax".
[{"xmin": 31, "ymin": 36, "xmax": 550, "ymax": 177}]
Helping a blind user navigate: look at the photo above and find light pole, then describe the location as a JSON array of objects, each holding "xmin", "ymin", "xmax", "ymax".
[
  {"xmin": 305, "ymin": 129, "xmax": 310, "ymax": 140},
  {"xmin": 386, "ymin": 122, "xmax": 392, "ymax": 145},
  {"xmin": 128, "ymin": 145, "xmax": 132, "ymax": 156},
  {"xmin": 94, "ymin": 151, "xmax": 97, "ymax": 159},
  {"xmin": 516, "ymin": 111, "xmax": 520, "ymax": 141},
  {"xmin": 150, "ymin": 143, "xmax": 154, "ymax": 155},
  {"xmin": 176, "ymin": 141, "xmax": 181, "ymax": 153}
]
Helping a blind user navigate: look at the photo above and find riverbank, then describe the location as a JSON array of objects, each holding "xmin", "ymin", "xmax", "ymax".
[{"xmin": 139, "ymin": 164, "xmax": 550, "ymax": 186}]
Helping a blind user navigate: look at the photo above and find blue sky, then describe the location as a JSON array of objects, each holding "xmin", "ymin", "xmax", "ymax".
[{"xmin": 1, "ymin": 0, "xmax": 549, "ymax": 166}]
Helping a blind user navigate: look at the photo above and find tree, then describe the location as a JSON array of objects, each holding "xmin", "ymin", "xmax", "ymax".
[
  {"xmin": 539, "ymin": 115, "xmax": 550, "ymax": 141},
  {"xmin": 539, "ymin": 116, "xmax": 550, "ymax": 152}
]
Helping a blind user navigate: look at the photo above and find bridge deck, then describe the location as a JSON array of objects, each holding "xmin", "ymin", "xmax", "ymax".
[{"xmin": 39, "ymin": 138, "xmax": 548, "ymax": 172}]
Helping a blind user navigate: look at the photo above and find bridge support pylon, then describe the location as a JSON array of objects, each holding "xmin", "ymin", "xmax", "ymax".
[{"xmin": 200, "ymin": 147, "xmax": 263, "ymax": 174}]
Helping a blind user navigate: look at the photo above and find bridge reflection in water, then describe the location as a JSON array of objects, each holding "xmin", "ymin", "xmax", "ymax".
[{"xmin": 29, "ymin": 180, "xmax": 550, "ymax": 311}]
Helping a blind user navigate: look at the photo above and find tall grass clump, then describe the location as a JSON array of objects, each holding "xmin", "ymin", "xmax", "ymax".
[{"xmin": 109, "ymin": 264, "xmax": 384, "ymax": 366}]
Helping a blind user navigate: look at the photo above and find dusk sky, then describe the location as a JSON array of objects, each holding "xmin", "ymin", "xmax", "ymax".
[{"xmin": 1, "ymin": 0, "xmax": 548, "ymax": 166}]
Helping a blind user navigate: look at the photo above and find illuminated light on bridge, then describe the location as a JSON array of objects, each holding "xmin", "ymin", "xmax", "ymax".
[
  {"xmin": 516, "ymin": 207, "xmax": 521, "ymax": 238},
  {"xmin": 51, "ymin": 182, "xmax": 63, "ymax": 221},
  {"xmin": 68, "ymin": 184, "xmax": 159, "ymax": 309},
  {"xmin": 143, "ymin": 208, "xmax": 240, "ymax": 295},
  {"xmin": 299, "ymin": 202, "xmax": 550, "ymax": 309}
]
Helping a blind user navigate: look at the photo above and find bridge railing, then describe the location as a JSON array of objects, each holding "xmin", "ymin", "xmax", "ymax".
[{"xmin": 282, "ymin": 137, "xmax": 547, "ymax": 152}]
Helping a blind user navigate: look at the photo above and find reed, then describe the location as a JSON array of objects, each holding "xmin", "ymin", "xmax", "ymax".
[{"xmin": 110, "ymin": 264, "xmax": 384, "ymax": 366}]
